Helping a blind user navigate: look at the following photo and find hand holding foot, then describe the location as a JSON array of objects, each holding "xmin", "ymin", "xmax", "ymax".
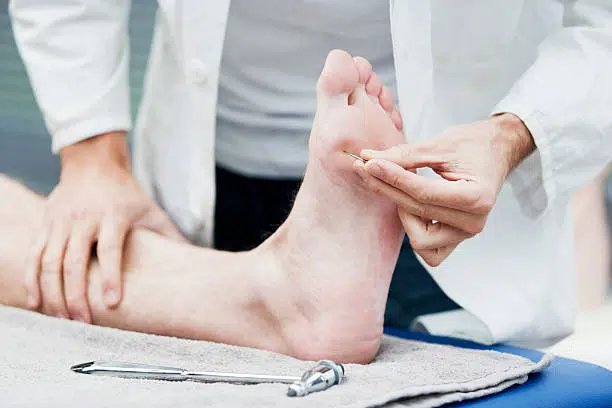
[
  {"xmin": 25, "ymin": 133, "xmax": 185, "ymax": 323},
  {"xmin": 354, "ymin": 113, "xmax": 535, "ymax": 266}
]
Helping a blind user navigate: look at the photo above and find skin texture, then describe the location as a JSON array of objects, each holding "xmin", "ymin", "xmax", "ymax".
[
  {"xmin": 354, "ymin": 113, "xmax": 536, "ymax": 266},
  {"xmin": 27, "ymin": 131, "xmax": 185, "ymax": 325},
  {"xmin": 0, "ymin": 50, "xmax": 405, "ymax": 364}
]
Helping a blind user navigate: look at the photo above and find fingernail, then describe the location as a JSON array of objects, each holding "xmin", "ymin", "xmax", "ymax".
[
  {"xmin": 360, "ymin": 149, "xmax": 377, "ymax": 159},
  {"xmin": 104, "ymin": 289, "xmax": 119, "ymax": 306}
]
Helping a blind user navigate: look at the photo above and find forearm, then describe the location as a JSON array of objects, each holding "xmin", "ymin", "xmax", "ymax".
[
  {"xmin": 9, "ymin": 0, "xmax": 132, "ymax": 152},
  {"xmin": 492, "ymin": 0, "xmax": 612, "ymax": 214},
  {"xmin": 60, "ymin": 131, "xmax": 130, "ymax": 172},
  {"xmin": 490, "ymin": 112, "xmax": 535, "ymax": 176}
]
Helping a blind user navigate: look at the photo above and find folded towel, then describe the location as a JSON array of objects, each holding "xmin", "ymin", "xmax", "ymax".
[{"xmin": 0, "ymin": 306, "xmax": 551, "ymax": 407}]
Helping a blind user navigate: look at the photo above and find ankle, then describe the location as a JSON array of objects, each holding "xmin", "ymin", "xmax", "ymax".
[{"xmin": 255, "ymin": 231, "xmax": 383, "ymax": 364}]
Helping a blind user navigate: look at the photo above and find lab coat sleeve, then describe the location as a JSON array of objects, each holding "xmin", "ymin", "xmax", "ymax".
[
  {"xmin": 492, "ymin": 0, "xmax": 612, "ymax": 218},
  {"xmin": 9, "ymin": 0, "xmax": 132, "ymax": 153}
]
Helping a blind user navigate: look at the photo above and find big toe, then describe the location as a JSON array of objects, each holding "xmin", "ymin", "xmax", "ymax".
[{"xmin": 316, "ymin": 50, "xmax": 360, "ymax": 105}]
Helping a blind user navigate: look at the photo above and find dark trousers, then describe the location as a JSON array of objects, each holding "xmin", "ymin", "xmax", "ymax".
[{"xmin": 214, "ymin": 165, "xmax": 459, "ymax": 329}]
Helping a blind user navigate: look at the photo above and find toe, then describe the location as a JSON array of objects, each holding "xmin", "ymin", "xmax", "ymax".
[
  {"xmin": 379, "ymin": 86, "xmax": 394, "ymax": 113},
  {"xmin": 349, "ymin": 57, "xmax": 376, "ymax": 105},
  {"xmin": 316, "ymin": 49, "xmax": 360, "ymax": 98},
  {"xmin": 352, "ymin": 56, "xmax": 373, "ymax": 86},
  {"xmin": 391, "ymin": 107, "xmax": 404, "ymax": 130},
  {"xmin": 365, "ymin": 72, "xmax": 383, "ymax": 100}
]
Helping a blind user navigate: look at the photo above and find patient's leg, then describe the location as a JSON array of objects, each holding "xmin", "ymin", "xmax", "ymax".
[
  {"xmin": 0, "ymin": 174, "xmax": 290, "ymax": 354},
  {"xmin": 0, "ymin": 50, "xmax": 405, "ymax": 363}
]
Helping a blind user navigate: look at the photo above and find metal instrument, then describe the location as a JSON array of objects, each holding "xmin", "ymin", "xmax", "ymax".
[
  {"xmin": 71, "ymin": 361, "xmax": 301, "ymax": 384},
  {"xmin": 287, "ymin": 360, "xmax": 344, "ymax": 397},
  {"xmin": 343, "ymin": 151, "xmax": 367, "ymax": 163},
  {"xmin": 71, "ymin": 360, "xmax": 345, "ymax": 397}
]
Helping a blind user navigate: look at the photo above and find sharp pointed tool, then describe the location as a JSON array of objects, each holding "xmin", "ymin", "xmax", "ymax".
[
  {"xmin": 71, "ymin": 361, "xmax": 301, "ymax": 384},
  {"xmin": 343, "ymin": 151, "xmax": 367, "ymax": 163}
]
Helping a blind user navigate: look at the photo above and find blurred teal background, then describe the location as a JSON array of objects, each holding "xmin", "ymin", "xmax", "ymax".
[{"xmin": 0, "ymin": 1, "xmax": 156, "ymax": 193}]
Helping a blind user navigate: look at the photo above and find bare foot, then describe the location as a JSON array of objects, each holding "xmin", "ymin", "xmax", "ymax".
[{"xmin": 258, "ymin": 50, "xmax": 406, "ymax": 363}]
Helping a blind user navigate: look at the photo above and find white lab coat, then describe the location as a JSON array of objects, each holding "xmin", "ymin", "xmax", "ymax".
[{"xmin": 9, "ymin": 0, "xmax": 612, "ymax": 347}]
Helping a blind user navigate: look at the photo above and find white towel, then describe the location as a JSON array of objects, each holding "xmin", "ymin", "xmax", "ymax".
[{"xmin": 0, "ymin": 306, "xmax": 551, "ymax": 407}]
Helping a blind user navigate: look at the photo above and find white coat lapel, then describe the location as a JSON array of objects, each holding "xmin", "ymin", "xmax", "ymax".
[{"xmin": 389, "ymin": 0, "xmax": 433, "ymax": 142}]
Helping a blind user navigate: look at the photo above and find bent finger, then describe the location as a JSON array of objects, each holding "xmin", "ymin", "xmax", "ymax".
[
  {"xmin": 360, "ymin": 143, "xmax": 442, "ymax": 169},
  {"xmin": 63, "ymin": 222, "xmax": 97, "ymax": 323},
  {"xmin": 97, "ymin": 217, "xmax": 129, "ymax": 308},
  {"xmin": 398, "ymin": 209, "xmax": 472, "ymax": 251},
  {"xmin": 39, "ymin": 223, "xmax": 70, "ymax": 318},
  {"xmin": 24, "ymin": 231, "xmax": 48, "ymax": 309},
  {"xmin": 364, "ymin": 159, "xmax": 493, "ymax": 214},
  {"xmin": 354, "ymin": 163, "xmax": 486, "ymax": 235},
  {"xmin": 416, "ymin": 244, "xmax": 458, "ymax": 267}
]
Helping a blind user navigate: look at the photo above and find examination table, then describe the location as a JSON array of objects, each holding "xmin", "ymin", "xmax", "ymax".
[{"xmin": 387, "ymin": 328, "xmax": 612, "ymax": 407}]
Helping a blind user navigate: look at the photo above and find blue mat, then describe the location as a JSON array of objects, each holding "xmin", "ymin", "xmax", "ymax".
[{"xmin": 384, "ymin": 328, "xmax": 612, "ymax": 408}]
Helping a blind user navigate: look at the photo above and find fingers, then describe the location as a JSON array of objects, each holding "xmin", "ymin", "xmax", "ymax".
[
  {"xmin": 398, "ymin": 209, "xmax": 464, "ymax": 266},
  {"xmin": 417, "ymin": 244, "xmax": 459, "ymax": 267},
  {"xmin": 354, "ymin": 162, "xmax": 487, "ymax": 235},
  {"xmin": 24, "ymin": 233, "xmax": 46, "ymax": 310},
  {"xmin": 97, "ymin": 217, "xmax": 129, "ymax": 308},
  {"xmin": 399, "ymin": 210, "xmax": 471, "ymax": 251},
  {"xmin": 63, "ymin": 222, "xmax": 97, "ymax": 323},
  {"xmin": 39, "ymin": 222, "xmax": 70, "ymax": 318},
  {"xmin": 363, "ymin": 159, "xmax": 495, "ymax": 214},
  {"xmin": 360, "ymin": 143, "xmax": 441, "ymax": 169}
]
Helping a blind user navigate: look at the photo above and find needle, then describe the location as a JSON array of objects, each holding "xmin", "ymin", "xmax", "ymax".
[{"xmin": 343, "ymin": 151, "xmax": 367, "ymax": 163}]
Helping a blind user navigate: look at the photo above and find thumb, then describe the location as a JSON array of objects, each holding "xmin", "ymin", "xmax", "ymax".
[
  {"xmin": 360, "ymin": 143, "xmax": 442, "ymax": 169},
  {"xmin": 139, "ymin": 209, "xmax": 187, "ymax": 242}
]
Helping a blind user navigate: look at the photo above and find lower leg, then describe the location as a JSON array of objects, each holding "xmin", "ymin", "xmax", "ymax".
[{"xmin": 0, "ymin": 174, "xmax": 289, "ymax": 354}]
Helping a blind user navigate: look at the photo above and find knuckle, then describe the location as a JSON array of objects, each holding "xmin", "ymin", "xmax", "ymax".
[
  {"xmin": 366, "ymin": 179, "xmax": 383, "ymax": 195},
  {"xmin": 410, "ymin": 237, "xmax": 429, "ymax": 251},
  {"xmin": 390, "ymin": 173, "xmax": 402, "ymax": 188},
  {"xmin": 469, "ymin": 189, "xmax": 496, "ymax": 213},
  {"xmin": 69, "ymin": 209, "xmax": 88, "ymax": 223},
  {"xmin": 97, "ymin": 241, "xmax": 119, "ymax": 254},
  {"xmin": 417, "ymin": 206, "xmax": 431, "ymax": 220},
  {"xmin": 415, "ymin": 187, "xmax": 433, "ymax": 203},
  {"xmin": 63, "ymin": 258, "xmax": 85, "ymax": 276},
  {"xmin": 465, "ymin": 217, "xmax": 487, "ymax": 235}
]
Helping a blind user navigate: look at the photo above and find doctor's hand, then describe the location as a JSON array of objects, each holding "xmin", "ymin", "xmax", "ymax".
[
  {"xmin": 354, "ymin": 113, "xmax": 535, "ymax": 266},
  {"xmin": 25, "ymin": 132, "xmax": 185, "ymax": 323}
]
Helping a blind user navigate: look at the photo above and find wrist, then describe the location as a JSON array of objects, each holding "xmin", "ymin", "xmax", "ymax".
[
  {"xmin": 490, "ymin": 113, "xmax": 535, "ymax": 174},
  {"xmin": 60, "ymin": 131, "xmax": 131, "ymax": 173}
]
